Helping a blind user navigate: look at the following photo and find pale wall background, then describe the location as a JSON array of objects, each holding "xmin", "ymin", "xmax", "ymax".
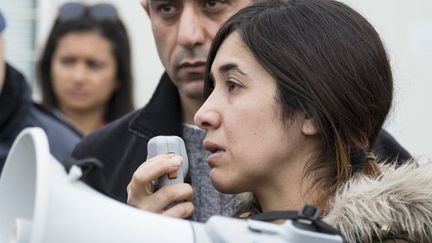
[
  {"xmin": 342, "ymin": 1, "xmax": 432, "ymax": 162},
  {"xmin": 3, "ymin": 0, "xmax": 432, "ymax": 161}
]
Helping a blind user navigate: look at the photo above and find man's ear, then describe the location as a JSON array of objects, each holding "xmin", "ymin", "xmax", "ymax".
[
  {"xmin": 301, "ymin": 118, "xmax": 319, "ymax": 136},
  {"xmin": 141, "ymin": 0, "xmax": 150, "ymax": 16}
]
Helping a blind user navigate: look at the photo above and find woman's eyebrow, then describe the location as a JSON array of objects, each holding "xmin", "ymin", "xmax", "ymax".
[{"xmin": 218, "ymin": 63, "xmax": 247, "ymax": 76}]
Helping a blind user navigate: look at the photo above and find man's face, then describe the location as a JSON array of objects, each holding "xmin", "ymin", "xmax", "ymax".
[
  {"xmin": 0, "ymin": 35, "xmax": 5, "ymax": 93},
  {"xmin": 143, "ymin": 0, "xmax": 252, "ymax": 100}
]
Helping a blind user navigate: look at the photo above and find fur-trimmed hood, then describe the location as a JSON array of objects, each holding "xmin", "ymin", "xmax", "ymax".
[{"xmin": 324, "ymin": 161, "xmax": 432, "ymax": 243}]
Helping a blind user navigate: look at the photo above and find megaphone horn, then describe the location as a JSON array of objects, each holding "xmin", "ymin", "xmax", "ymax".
[{"xmin": 0, "ymin": 128, "xmax": 199, "ymax": 243}]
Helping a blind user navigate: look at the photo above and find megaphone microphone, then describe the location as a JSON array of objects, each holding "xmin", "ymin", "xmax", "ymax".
[
  {"xmin": 147, "ymin": 136, "xmax": 189, "ymax": 190},
  {"xmin": 147, "ymin": 136, "xmax": 189, "ymax": 209}
]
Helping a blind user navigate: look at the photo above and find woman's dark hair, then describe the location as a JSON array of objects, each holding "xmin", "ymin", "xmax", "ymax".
[
  {"xmin": 37, "ymin": 3, "xmax": 134, "ymax": 122},
  {"xmin": 205, "ymin": 0, "xmax": 393, "ymax": 212}
]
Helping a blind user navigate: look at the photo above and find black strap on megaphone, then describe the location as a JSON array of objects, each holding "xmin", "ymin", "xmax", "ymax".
[
  {"xmin": 63, "ymin": 157, "xmax": 103, "ymax": 177},
  {"xmin": 250, "ymin": 204, "xmax": 345, "ymax": 241},
  {"xmin": 63, "ymin": 157, "xmax": 107, "ymax": 194}
]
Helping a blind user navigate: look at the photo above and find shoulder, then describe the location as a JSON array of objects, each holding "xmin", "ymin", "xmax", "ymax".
[
  {"xmin": 325, "ymin": 162, "xmax": 432, "ymax": 243},
  {"xmin": 29, "ymin": 105, "xmax": 81, "ymax": 137},
  {"xmin": 71, "ymin": 108, "xmax": 147, "ymax": 160},
  {"xmin": 32, "ymin": 105, "xmax": 82, "ymax": 135},
  {"xmin": 374, "ymin": 129, "xmax": 411, "ymax": 163},
  {"xmin": 27, "ymin": 105, "xmax": 82, "ymax": 162},
  {"xmin": 70, "ymin": 108, "xmax": 153, "ymax": 198}
]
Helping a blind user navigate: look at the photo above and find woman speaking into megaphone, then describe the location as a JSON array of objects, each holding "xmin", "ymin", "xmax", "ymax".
[{"xmin": 129, "ymin": 1, "xmax": 432, "ymax": 242}]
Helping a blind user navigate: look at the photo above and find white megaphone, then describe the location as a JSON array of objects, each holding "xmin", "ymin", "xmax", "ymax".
[
  {"xmin": 0, "ymin": 128, "xmax": 344, "ymax": 243},
  {"xmin": 0, "ymin": 127, "xmax": 209, "ymax": 243}
]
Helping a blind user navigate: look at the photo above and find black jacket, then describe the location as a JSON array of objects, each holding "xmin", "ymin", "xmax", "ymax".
[
  {"xmin": 72, "ymin": 73, "xmax": 182, "ymax": 201},
  {"xmin": 0, "ymin": 64, "xmax": 82, "ymax": 173},
  {"xmin": 71, "ymin": 73, "xmax": 411, "ymax": 203}
]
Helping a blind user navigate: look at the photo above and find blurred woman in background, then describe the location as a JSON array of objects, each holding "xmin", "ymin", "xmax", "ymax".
[
  {"xmin": 0, "ymin": 9, "xmax": 81, "ymax": 169},
  {"xmin": 37, "ymin": 2, "xmax": 134, "ymax": 135}
]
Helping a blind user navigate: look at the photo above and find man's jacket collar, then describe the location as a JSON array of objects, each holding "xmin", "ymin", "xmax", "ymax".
[{"xmin": 130, "ymin": 73, "xmax": 183, "ymax": 138}]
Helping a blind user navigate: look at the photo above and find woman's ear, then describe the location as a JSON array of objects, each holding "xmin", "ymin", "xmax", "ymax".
[{"xmin": 301, "ymin": 118, "xmax": 319, "ymax": 136}]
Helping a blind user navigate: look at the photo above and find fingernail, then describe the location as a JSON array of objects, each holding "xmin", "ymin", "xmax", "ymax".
[{"xmin": 169, "ymin": 157, "xmax": 181, "ymax": 166}]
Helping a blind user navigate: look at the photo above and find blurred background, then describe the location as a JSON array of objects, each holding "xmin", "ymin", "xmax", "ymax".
[{"xmin": 0, "ymin": 0, "xmax": 431, "ymax": 160}]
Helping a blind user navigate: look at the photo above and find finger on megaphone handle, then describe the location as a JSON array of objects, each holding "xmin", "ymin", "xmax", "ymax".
[
  {"xmin": 153, "ymin": 183, "xmax": 193, "ymax": 212},
  {"xmin": 126, "ymin": 154, "xmax": 182, "ymax": 208},
  {"xmin": 128, "ymin": 154, "xmax": 183, "ymax": 194},
  {"xmin": 163, "ymin": 201, "xmax": 195, "ymax": 219},
  {"xmin": 128, "ymin": 183, "xmax": 193, "ymax": 213}
]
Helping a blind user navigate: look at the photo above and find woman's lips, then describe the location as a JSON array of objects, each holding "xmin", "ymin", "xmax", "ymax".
[
  {"xmin": 66, "ymin": 89, "xmax": 88, "ymax": 99},
  {"xmin": 203, "ymin": 140, "xmax": 225, "ymax": 166}
]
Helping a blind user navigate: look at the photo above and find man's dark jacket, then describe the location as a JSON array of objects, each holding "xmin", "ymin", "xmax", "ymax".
[
  {"xmin": 71, "ymin": 73, "xmax": 411, "ymax": 203},
  {"xmin": 0, "ymin": 64, "xmax": 82, "ymax": 173}
]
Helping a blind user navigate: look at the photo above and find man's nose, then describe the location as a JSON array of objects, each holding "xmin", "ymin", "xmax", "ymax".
[{"xmin": 177, "ymin": 7, "xmax": 206, "ymax": 49}]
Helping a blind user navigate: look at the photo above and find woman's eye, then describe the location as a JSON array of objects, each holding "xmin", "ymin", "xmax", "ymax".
[
  {"xmin": 227, "ymin": 80, "xmax": 241, "ymax": 92},
  {"xmin": 59, "ymin": 57, "xmax": 75, "ymax": 66},
  {"xmin": 87, "ymin": 60, "xmax": 104, "ymax": 70}
]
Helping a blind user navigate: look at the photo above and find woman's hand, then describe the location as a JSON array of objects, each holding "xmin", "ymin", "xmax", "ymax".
[{"xmin": 126, "ymin": 153, "xmax": 194, "ymax": 218}]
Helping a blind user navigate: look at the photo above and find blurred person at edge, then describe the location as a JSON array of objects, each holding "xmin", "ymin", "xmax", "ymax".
[
  {"xmin": 0, "ymin": 10, "xmax": 81, "ymax": 173},
  {"xmin": 72, "ymin": 0, "xmax": 410, "ymax": 223},
  {"xmin": 37, "ymin": 2, "xmax": 134, "ymax": 136}
]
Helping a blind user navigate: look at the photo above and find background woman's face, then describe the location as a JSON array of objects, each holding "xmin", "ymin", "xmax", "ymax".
[
  {"xmin": 194, "ymin": 32, "xmax": 312, "ymax": 194},
  {"xmin": 51, "ymin": 31, "xmax": 118, "ymax": 113}
]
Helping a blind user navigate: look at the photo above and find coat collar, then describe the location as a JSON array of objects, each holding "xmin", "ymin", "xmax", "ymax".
[
  {"xmin": 129, "ymin": 72, "xmax": 183, "ymax": 138},
  {"xmin": 324, "ymin": 162, "xmax": 432, "ymax": 243}
]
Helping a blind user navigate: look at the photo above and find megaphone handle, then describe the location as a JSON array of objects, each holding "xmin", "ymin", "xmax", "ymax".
[
  {"xmin": 156, "ymin": 158, "xmax": 188, "ymax": 189},
  {"xmin": 147, "ymin": 136, "xmax": 189, "ymax": 209}
]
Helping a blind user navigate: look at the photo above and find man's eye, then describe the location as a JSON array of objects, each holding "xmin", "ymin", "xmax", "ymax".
[
  {"xmin": 204, "ymin": 0, "xmax": 226, "ymax": 12},
  {"xmin": 160, "ymin": 5, "xmax": 174, "ymax": 13},
  {"xmin": 206, "ymin": 0, "xmax": 219, "ymax": 7},
  {"xmin": 156, "ymin": 4, "xmax": 178, "ymax": 17}
]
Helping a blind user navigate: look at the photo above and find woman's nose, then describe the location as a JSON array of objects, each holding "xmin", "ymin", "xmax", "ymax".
[
  {"xmin": 194, "ymin": 104, "xmax": 221, "ymax": 131},
  {"xmin": 71, "ymin": 63, "xmax": 87, "ymax": 83}
]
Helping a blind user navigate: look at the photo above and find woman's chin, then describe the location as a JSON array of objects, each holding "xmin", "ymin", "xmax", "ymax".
[{"xmin": 209, "ymin": 170, "xmax": 240, "ymax": 194}]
